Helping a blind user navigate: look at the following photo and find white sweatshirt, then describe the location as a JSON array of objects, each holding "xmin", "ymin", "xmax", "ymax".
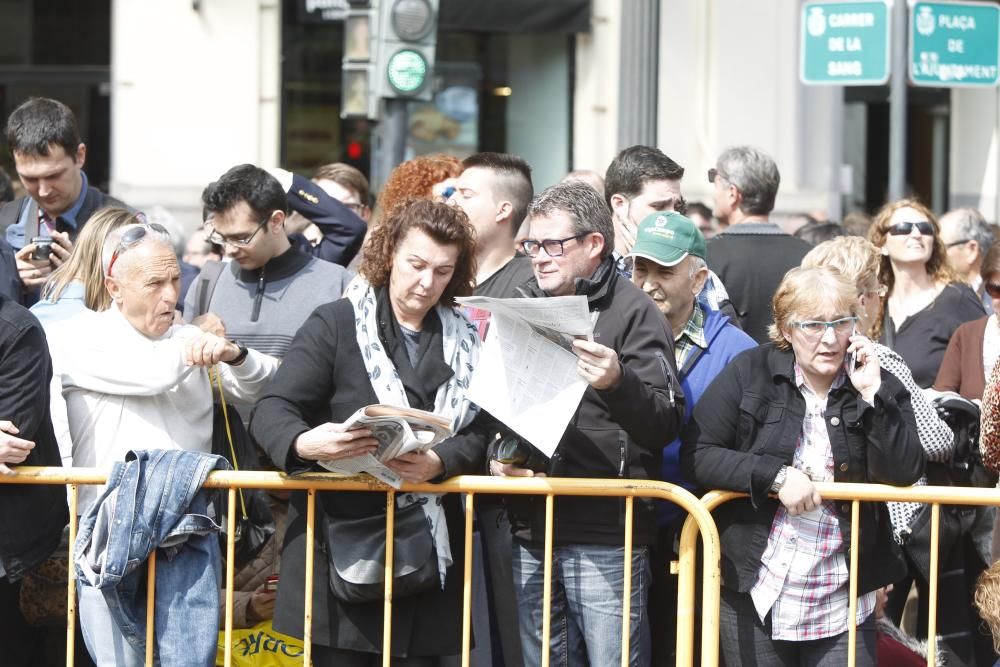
[{"xmin": 48, "ymin": 305, "xmax": 279, "ymax": 512}]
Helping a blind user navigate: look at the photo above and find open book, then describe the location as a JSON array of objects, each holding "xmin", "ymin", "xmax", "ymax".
[{"xmin": 317, "ymin": 405, "xmax": 453, "ymax": 488}]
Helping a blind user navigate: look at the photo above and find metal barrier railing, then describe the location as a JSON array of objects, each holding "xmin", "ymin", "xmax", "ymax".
[
  {"xmin": 1, "ymin": 467, "xmax": 723, "ymax": 667},
  {"xmin": 677, "ymin": 482, "xmax": 1000, "ymax": 667}
]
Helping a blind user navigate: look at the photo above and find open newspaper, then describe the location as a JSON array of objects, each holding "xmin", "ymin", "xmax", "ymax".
[
  {"xmin": 318, "ymin": 405, "xmax": 453, "ymax": 488},
  {"xmin": 455, "ymin": 295, "xmax": 595, "ymax": 457}
]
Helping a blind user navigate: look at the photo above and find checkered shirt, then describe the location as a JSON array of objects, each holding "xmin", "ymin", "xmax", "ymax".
[
  {"xmin": 749, "ymin": 364, "xmax": 875, "ymax": 641},
  {"xmin": 673, "ymin": 303, "xmax": 707, "ymax": 370}
]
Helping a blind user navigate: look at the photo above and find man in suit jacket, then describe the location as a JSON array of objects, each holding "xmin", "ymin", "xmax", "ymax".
[{"xmin": 0, "ymin": 97, "xmax": 126, "ymax": 301}]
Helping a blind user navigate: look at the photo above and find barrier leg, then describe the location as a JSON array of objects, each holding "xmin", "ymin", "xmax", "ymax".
[
  {"xmin": 223, "ymin": 487, "xmax": 237, "ymax": 667},
  {"xmin": 304, "ymin": 489, "xmax": 315, "ymax": 666},
  {"xmin": 542, "ymin": 494, "xmax": 554, "ymax": 667},
  {"xmin": 383, "ymin": 491, "xmax": 396, "ymax": 667},
  {"xmin": 66, "ymin": 485, "xmax": 78, "ymax": 667},
  {"xmin": 621, "ymin": 496, "xmax": 633, "ymax": 667},
  {"xmin": 848, "ymin": 501, "xmax": 860, "ymax": 667},
  {"xmin": 927, "ymin": 504, "xmax": 940, "ymax": 667}
]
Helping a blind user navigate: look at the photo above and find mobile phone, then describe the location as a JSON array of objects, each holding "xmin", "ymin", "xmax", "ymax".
[
  {"xmin": 31, "ymin": 236, "xmax": 53, "ymax": 261},
  {"xmin": 847, "ymin": 326, "xmax": 861, "ymax": 370}
]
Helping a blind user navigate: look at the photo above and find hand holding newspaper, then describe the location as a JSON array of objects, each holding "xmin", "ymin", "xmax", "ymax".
[{"xmin": 318, "ymin": 405, "xmax": 453, "ymax": 487}]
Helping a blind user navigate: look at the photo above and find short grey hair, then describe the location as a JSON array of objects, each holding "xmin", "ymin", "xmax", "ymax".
[
  {"xmin": 526, "ymin": 181, "xmax": 614, "ymax": 260},
  {"xmin": 688, "ymin": 255, "xmax": 707, "ymax": 279},
  {"xmin": 102, "ymin": 222, "xmax": 174, "ymax": 277},
  {"xmin": 716, "ymin": 145, "xmax": 780, "ymax": 217},
  {"xmin": 944, "ymin": 208, "xmax": 993, "ymax": 255}
]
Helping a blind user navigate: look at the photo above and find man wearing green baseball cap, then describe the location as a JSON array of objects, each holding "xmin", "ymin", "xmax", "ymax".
[{"xmin": 628, "ymin": 211, "xmax": 755, "ymax": 664}]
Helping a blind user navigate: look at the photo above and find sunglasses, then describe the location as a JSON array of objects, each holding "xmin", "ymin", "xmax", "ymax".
[
  {"xmin": 985, "ymin": 282, "xmax": 1000, "ymax": 299},
  {"xmin": 107, "ymin": 222, "xmax": 169, "ymax": 277},
  {"xmin": 886, "ymin": 221, "xmax": 934, "ymax": 236}
]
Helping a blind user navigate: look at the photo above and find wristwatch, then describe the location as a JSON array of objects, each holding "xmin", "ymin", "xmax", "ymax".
[
  {"xmin": 770, "ymin": 466, "xmax": 789, "ymax": 493},
  {"xmin": 224, "ymin": 341, "xmax": 249, "ymax": 366}
]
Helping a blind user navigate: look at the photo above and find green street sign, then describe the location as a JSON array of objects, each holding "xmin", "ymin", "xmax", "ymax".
[
  {"xmin": 910, "ymin": 1, "xmax": 1000, "ymax": 87},
  {"xmin": 801, "ymin": 1, "xmax": 890, "ymax": 85}
]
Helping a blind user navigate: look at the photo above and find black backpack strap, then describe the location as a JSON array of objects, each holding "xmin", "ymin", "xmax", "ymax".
[{"xmin": 195, "ymin": 260, "xmax": 225, "ymax": 317}]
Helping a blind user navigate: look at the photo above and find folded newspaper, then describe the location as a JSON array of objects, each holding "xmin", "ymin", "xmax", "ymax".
[{"xmin": 317, "ymin": 405, "xmax": 453, "ymax": 487}]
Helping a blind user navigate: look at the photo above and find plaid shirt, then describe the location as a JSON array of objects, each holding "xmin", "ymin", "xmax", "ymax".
[
  {"xmin": 673, "ymin": 303, "xmax": 707, "ymax": 370},
  {"xmin": 749, "ymin": 364, "xmax": 875, "ymax": 641}
]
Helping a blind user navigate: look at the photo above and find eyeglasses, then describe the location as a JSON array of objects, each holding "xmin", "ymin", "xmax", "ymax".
[
  {"xmin": 985, "ymin": 282, "xmax": 1000, "ymax": 299},
  {"xmin": 707, "ymin": 167, "xmax": 729, "ymax": 184},
  {"xmin": 945, "ymin": 238, "xmax": 971, "ymax": 248},
  {"xmin": 107, "ymin": 222, "xmax": 169, "ymax": 277},
  {"xmin": 206, "ymin": 214, "xmax": 272, "ymax": 247},
  {"xmin": 790, "ymin": 316, "xmax": 858, "ymax": 337},
  {"xmin": 343, "ymin": 201, "xmax": 366, "ymax": 213},
  {"xmin": 520, "ymin": 233, "xmax": 587, "ymax": 258},
  {"xmin": 886, "ymin": 221, "xmax": 934, "ymax": 236}
]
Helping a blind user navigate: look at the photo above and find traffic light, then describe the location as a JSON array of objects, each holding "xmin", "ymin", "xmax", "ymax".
[
  {"xmin": 341, "ymin": 0, "xmax": 379, "ymax": 120},
  {"xmin": 375, "ymin": 0, "xmax": 438, "ymax": 101}
]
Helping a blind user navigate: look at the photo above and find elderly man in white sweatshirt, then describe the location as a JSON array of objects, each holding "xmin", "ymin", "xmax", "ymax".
[{"xmin": 46, "ymin": 221, "xmax": 280, "ymax": 667}]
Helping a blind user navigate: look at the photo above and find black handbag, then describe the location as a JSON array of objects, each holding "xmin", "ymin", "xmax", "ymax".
[
  {"xmin": 211, "ymin": 369, "xmax": 275, "ymax": 568},
  {"xmin": 322, "ymin": 500, "xmax": 438, "ymax": 604}
]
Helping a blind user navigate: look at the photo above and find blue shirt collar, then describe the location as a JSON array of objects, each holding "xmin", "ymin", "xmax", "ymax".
[{"xmin": 56, "ymin": 171, "xmax": 89, "ymax": 230}]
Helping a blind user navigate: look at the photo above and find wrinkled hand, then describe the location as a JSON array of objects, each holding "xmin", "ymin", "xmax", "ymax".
[
  {"xmin": 489, "ymin": 459, "xmax": 545, "ymax": 478},
  {"xmin": 15, "ymin": 245, "xmax": 53, "ymax": 290},
  {"xmin": 847, "ymin": 333, "xmax": 881, "ymax": 403},
  {"xmin": 294, "ymin": 423, "xmax": 379, "ymax": 462},
  {"xmin": 192, "ymin": 312, "xmax": 226, "ymax": 338},
  {"xmin": 184, "ymin": 332, "xmax": 241, "ymax": 366},
  {"xmin": 778, "ymin": 467, "xmax": 822, "ymax": 516},
  {"xmin": 385, "ymin": 450, "xmax": 444, "ymax": 483},
  {"xmin": 247, "ymin": 586, "xmax": 276, "ymax": 622},
  {"xmin": 573, "ymin": 339, "xmax": 622, "ymax": 390},
  {"xmin": 0, "ymin": 421, "xmax": 33, "ymax": 476}
]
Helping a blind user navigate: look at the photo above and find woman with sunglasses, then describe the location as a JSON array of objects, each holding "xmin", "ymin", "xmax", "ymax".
[
  {"xmin": 681, "ymin": 266, "xmax": 924, "ymax": 665},
  {"xmin": 868, "ymin": 198, "xmax": 986, "ymax": 389}
]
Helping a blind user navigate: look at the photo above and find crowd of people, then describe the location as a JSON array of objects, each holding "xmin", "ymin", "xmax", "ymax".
[{"xmin": 2, "ymin": 95, "xmax": 1000, "ymax": 667}]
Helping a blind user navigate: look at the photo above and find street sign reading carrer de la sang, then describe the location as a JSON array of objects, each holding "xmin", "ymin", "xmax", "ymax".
[
  {"xmin": 910, "ymin": 1, "xmax": 1000, "ymax": 87},
  {"xmin": 801, "ymin": 1, "xmax": 890, "ymax": 85}
]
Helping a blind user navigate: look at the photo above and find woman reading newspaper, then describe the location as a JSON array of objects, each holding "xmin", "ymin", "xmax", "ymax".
[{"xmin": 250, "ymin": 199, "xmax": 490, "ymax": 666}]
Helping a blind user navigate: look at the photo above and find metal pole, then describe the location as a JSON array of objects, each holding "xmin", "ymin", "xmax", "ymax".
[
  {"xmin": 371, "ymin": 98, "xmax": 408, "ymax": 193},
  {"xmin": 888, "ymin": 0, "xmax": 908, "ymax": 202}
]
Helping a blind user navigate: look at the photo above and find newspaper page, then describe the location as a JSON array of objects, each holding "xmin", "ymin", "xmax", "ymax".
[
  {"xmin": 318, "ymin": 405, "xmax": 453, "ymax": 488},
  {"xmin": 456, "ymin": 295, "xmax": 594, "ymax": 457}
]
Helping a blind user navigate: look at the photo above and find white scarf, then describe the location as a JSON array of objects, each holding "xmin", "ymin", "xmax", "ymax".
[{"xmin": 346, "ymin": 279, "xmax": 480, "ymax": 587}]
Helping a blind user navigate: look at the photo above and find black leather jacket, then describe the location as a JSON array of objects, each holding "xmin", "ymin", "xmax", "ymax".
[{"xmin": 680, "ymin": 344, "xmax": 925, "ymax": 594}]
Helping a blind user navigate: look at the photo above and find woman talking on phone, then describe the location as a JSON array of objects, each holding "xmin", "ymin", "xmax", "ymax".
[
  {"xmin": 681, "ymin": 266, "xmax": 924, "ymax": 665},
  {"xmin": 250, "ymin": 199, "xmax": 489, "ymax": 666}
]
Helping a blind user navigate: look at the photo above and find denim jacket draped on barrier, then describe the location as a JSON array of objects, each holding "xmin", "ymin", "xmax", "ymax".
[{"xmin": 75, "ymin": 449, "xmax": 229, "ymax": 666}]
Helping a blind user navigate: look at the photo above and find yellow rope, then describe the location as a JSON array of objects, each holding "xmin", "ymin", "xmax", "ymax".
[{"xmin": 212, "ymin": 367, "xmax": 248, "ymax": 519}]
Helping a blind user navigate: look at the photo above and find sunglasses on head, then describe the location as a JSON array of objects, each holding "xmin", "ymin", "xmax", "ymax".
[
  {"xmin": 985, "ymin": 282, "xmax": 1000, "ymax": 299},
  {"xmin": 886, "ymin": 221, "xmax": 934, "ymax": 236},
  {"xmin": 107, "ymin": 222, "xmax": 169, "ymax": 277}
]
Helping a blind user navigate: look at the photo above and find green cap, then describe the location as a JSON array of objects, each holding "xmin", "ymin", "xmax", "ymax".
[{"xmin": 628, "ymin": 212, "xmax": 706, "ymax": 267}]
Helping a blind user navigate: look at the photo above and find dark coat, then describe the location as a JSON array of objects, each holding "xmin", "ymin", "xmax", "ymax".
[
  {"xmin": 508, "ymin": 258, "xmax": 685, "ymax": 547},
  {"xmin": 0, "ymin": 295, "xmax": 68, "ymax": 578},
  {"xmin": 249, "ymin": 290, "xmax": 489, "ymax": 657},
  {"xmin": 680, "ymin": 344, "xmax": 925, "ymax": 595}
]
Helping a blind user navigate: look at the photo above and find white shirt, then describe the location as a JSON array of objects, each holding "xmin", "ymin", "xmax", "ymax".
[{"xmin": 48, "ymin": 305, "xmax": 279, "ymax": 512}]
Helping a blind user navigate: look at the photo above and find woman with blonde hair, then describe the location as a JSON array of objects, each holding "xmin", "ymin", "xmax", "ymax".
[
  {"xmin": 682, "ymin": 265, "xmax": 923, "ymax": 665},
  {"xmin": 31, "ymin": 206, "xmax": 142, "ymax": 324},
  {"xmin": 868, "ymin": 198, "xmax": 984, "ymax": 388}
]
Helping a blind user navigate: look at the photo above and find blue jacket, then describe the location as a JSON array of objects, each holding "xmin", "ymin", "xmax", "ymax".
[
  {"xmin": 75, "ymin": 450, "xmax": 228, "ymax": 666},
  {"xmin": 661, "ymin": 308, "xmax": 756, "ymax": 524}
]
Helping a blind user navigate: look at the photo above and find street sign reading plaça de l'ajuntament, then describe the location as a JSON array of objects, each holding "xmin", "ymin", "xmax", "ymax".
[
  {"xmin": 801, "ymin": 1, "xmax": 890, "ymax": 85},
  {"xmin": 910, "ymin": 1, "xmax": 1000, "ymax": 87}
]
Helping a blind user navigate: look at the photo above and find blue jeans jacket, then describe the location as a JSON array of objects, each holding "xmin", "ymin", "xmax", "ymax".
[{"xmin": 75, "ymin": 450, "xmax": 228, "ymax": 666}]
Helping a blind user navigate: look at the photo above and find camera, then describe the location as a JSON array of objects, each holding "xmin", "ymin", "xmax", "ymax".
[
  {"xmin": 31, "ymin": 236, "xmax": 53, "ymax": 261},
  {"xmin": 494, "ymin": 433, "xmax": 549, "ymax": 474}
]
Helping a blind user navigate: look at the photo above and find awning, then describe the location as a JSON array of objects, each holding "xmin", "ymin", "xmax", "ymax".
[{"xmin": 438, "ymin": 0, "xmax": 591, "ymax": 34}]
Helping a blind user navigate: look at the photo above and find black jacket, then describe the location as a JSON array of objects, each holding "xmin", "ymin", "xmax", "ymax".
[
  {"xmin": 249, "ymin": 291, "xmax": 490, "ymax": 656},
  {"xmin": 0, "ymin": 295, "xmax": 68, "ymax": 579},
  {"xmin": 680, "ymin": 344, "xmax": 925, "ymax": 595},
  {"xmin": 509, "ymin": 258, "xmax": 685, "ymax": 547}
]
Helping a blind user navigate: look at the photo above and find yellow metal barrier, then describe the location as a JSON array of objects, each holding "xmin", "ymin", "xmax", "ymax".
[
  {"xmin": 1, "ymin": 467, "xmax": 722, "ymax": 667},
  {"xmin": 677, "ymin": 482, "xmax": 1000, "ymax": 667}
]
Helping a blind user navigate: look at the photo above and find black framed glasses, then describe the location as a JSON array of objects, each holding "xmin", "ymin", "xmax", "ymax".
[
  {"xmin": 107, "ymin": 222, "xmax": 169, "ymax": 277},
  {"xmin": 520, "ymin": 233, "xmax": 587, "ymax": 258},
  {"xmin": 945, "ymin": 238, "xmax": 971, "ymax": 248},
  {"xmin": 886, "ymin": 221, "xmax": 934, "ymax": 236},
  {"xmin": 791, "ymin": 316, "xmax": 858, "ymax": 338},
  {"xmin": 206, "ymin": 213, "xmax": 272, "ymax": 247},
  {"xmin": 708, "ymin": 167, "xmax": 728, "ymax": 184}
]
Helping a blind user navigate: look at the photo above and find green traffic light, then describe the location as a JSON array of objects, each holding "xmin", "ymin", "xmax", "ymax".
[{"xmin": 386, "ymin": 48, "xmax": 428, "ymax": 94}]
